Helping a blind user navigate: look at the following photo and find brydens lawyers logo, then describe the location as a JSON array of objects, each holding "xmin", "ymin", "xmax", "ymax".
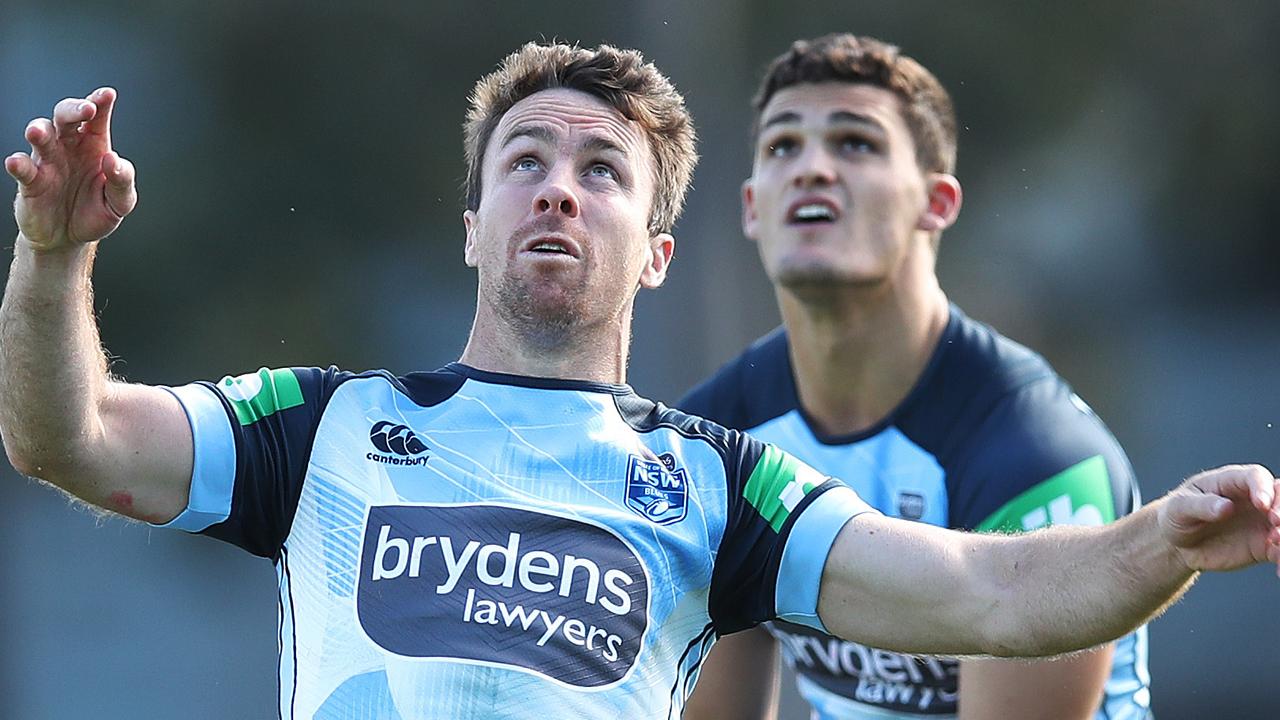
[
  {"xmin": 366, "ymin": 421, "xmax": 429, "ymax": 467},
  {"xmin": 624, "ymin": 452, "xmax": 688, "ymax": 525},
  {"xmin": 357, "ymin": 503, "xmax": 650, "ymax": 688}
]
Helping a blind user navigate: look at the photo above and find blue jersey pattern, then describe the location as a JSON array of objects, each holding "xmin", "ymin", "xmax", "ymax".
[
  {"xmin": 679, "ymin": 306, "xmax": 1150, "ymax": 720},
  {"xmin": 157, "ymin": 363, "xmax": 874, "ymax": 719}
]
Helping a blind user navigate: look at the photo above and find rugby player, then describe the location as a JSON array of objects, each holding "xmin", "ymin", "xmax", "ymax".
[
  {"xmin": 680, "ymin": 34, "xmax": 1148, "ymax": 720},
  {"xmin": 2, "ymin": 42, "xmax": 1279, "ymax": 720}
]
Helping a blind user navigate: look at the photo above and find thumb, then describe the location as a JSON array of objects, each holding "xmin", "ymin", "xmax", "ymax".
[
  {"xmin": 1166, "ymin": 492, "xmax": 1233, "ymax": 536},
  {"xmin": 101, "ymin": 152, "xmax": 137, "ymax": 219}
]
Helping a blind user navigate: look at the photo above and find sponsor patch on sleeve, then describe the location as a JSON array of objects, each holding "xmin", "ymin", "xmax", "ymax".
[
  {"xmin": 214, "ymin": 367, "xmax": 305, "ymax": 426},
  {"xmin": 976, "ymin": 454, "xmax": 1116, "ymax": 532},
  {"xmin": 744, "ymin": 445, "xmax": 827, "ymax": 533}
]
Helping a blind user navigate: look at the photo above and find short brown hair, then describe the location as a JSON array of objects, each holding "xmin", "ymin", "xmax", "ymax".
[
  {"xmin": 464, "ymin": 42, "xmax": 697, "ymax": 234},
  {"xmin": 753, "ymin": 34, "xmax": 957, "ymax": 174}
]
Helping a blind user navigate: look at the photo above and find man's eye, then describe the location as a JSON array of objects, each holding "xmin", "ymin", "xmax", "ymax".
[
  {"xmin": 839, "ymin": 136, "xmax": 876, "ymax": 154},
  {"xmin": 588, "ymin": 164, "xmax": 617, "ymax": 180},
  {"xmin": 514, "ymin": 157, "xmax": 540, "ymax": 172},
  {"xmin": 767, "ymin": 138, "xmax": 796, "ymax": 157}
]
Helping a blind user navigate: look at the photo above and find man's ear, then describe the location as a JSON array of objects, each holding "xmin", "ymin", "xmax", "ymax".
[
  {"xmin": 917, "ymin": 173, "xmax": 963, "ymax": 233},
  {"xmin": 742, "ymin": 179, "xmax": 759, "ymax": 242},
  {"xmin": 463, "ymin": 209, "xmax": 479, "ymax": 267},
  {"xmin": 639, "ymin": 232, "xmax": 676, "ymax": 289}
]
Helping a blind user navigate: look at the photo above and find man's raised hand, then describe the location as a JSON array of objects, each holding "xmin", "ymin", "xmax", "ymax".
[
  {"xmin": 1158, "ymin": 464, "xmax": 1280, "ymax": 575},
  {"xmin": 5, "ymin": 87, "xmax": 137, "ymax": 252}
]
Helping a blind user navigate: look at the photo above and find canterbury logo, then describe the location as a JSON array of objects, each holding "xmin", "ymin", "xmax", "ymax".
[{"xmin": 370, "ymin": 421, "xmax": 428, "ymax": 456}]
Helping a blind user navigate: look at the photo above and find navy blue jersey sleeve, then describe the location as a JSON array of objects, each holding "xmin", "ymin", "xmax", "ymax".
[
  {"xmin": 946, "ymin": 378, "xmax": 1138, "ymax": 532},
  {"xmin": 155, "ymin": 366, "xmax": 352, "ymax": 559},
  {"xmin": 707, "ymin": 427, "xmax": 877, "ymax": 636}
]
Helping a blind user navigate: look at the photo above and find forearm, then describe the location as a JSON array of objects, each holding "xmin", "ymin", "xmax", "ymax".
[
  {"xmin": 975, "ymin": 504, "xmax": 1193, "ymax": 657},
  {"xmin": 0, "ymin": 237, "xmax": 113, "ymax": 482},
  {"xmin": 819, "ymin": 509, "xmax": 1194, "ymax": 659}
]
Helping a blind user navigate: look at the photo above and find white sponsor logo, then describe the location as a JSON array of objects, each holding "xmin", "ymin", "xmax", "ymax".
[
  {"xmin": 1020, "ymin": 493, "xmax": 1103, "ymax": 530},
  {"xmin": 370, "ymin": 525, "xmax": 635, "ymax": 616},
  {"xmin": 780, "ymin": 464, "xmax": 825, "ymax": 512},
  {"xmin": 217, "ymin": 372, "xmax": 263, "ymax": 402}
]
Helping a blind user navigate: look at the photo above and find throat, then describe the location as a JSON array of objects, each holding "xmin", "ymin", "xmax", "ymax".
[
  {"xmin": 460, "ymin": 291, "xmax": 631, "ymax": 384},
  {"xmin": 782, "ymin": 288, "xmax": 949, "ymax": 437}
]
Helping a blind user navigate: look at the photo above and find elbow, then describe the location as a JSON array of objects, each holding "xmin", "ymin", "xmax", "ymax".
[
  {"xmin": 2, "ymin": 432, "xmax": 45, "ymax": 478},
  {"xmin": 2, "ymin": 430, "xmax": 86, "ymax": 485},
  {"xmin": 5, "ymin": 442, "xmax": 68, "ymax": 482}
]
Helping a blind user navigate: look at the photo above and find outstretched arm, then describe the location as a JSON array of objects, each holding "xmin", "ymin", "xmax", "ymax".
[
  {"xmin": 817, "ymin": 465, "xmax": 1280, "ymax": 657},
  {"xmin": 1, "ymin": 88, "xmax": 193, "ymax": 523}
]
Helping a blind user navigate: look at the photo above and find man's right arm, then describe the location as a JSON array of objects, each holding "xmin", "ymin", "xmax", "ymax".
[{"xmin": 0, "ymin": 88, "xmax": 193, "ymax": 524}]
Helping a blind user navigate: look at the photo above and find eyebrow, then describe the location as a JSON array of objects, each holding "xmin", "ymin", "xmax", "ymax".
[
  {"xmin": 760, "ymin": 109, "xmax": 886, "ymax": 132},
  {"xmin": 500, "ymin": 124, "xmax": 558, "ymax": 150},
  {"xmin": 499, "ymin": 124, "xmax": 628, "ymax": 158},
  {"xmin": 581, "ymin": 135, "xmax": 626, "ymax": 157},
  {"xmin": 829, "ymin": 110, "xmax": 884, "ymax": 131}
]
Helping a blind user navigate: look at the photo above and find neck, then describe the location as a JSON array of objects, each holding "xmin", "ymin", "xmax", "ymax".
[
  {"xmin": 779, "ymin": 263, "xmax": 949, "ymax": 437},
  {"xmin": 458, "ymin": 298, "xmax": 633, "ymax": 384}
]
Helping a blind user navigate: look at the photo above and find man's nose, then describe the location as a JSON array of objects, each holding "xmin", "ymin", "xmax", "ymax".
[
  {"xmin": 792, "ymin": 145, "xmax": 838, "ymax": 188},
  {"xmin": 533, "ymin": 173, "xmax": 580, "ymax": 218}
]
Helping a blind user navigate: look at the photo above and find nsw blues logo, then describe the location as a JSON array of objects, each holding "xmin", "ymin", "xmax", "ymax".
[{"xmin": 624, "ymin": 453, "xmax": 688, "ymax": 525}]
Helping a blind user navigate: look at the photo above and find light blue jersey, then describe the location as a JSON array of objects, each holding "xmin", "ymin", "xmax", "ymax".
[
  {"xmin": 157, "ymin": 363, "xmax": 874, "ymax": 719},
  {"xmin": 680, "ymin": 306, "xmax": 1151, "ymax": 720}
]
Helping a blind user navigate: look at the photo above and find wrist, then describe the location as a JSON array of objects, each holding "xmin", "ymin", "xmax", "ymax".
[{"xmin": 15, "ymin": 233, "xmax": 97, "ymax": 267}]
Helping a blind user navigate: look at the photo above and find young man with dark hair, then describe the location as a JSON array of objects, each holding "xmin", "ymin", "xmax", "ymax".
[
  {"xmin": 681, "ymin": 33, "xmax": 1145, "ymax": 719},
  {"xmin": 2, "ymin": 40, "xmax": 1277, "ymax": 720}
]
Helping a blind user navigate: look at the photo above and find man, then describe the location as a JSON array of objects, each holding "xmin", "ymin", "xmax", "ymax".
[
  {"xmin": 2, "ymin": 42, "xmax": 1278, "ymax": 720},
  {"xmin": 679, "ymin": 34, "xmax": 1157, "ymax": 720}
]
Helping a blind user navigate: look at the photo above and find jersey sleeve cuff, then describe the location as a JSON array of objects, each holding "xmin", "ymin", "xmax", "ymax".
[
  {"xmin": 150, "ymin": 383, "xmax": 236, "ymax": 532},
  {"xmin": 774, "ymin": 486, "xmax": 879, "ymax": 633}
]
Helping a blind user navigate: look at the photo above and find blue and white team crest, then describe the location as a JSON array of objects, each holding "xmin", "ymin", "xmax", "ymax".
[{"xmin": 624, "ymin": 453, "xmax": 688, "ymax": 525}]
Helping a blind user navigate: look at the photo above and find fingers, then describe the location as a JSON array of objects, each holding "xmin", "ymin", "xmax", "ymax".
[
  {"xmin": 84, "ymin": 87, "xmax": 117, "ymax": 137},
  {"xmin": 1243, "ymin": 465, "xmax": 1275, "ymax": 513},
  {"xmin": 1168, "ymin": 492, "xmax": 1233, "ymax": 531},
  {"xmin": 25, "ymin": 118, "xmax": 56, "ymax": 160},
  {"xmin": 1268, "ymin": 520, "xmax": 1280, "ymax": 577},
  {"xmin": 1186, "ymin": 464, "xmax": 1275, "ymax": 512},
  {"xmin": 52, "ymin": 97, "xmax": 97, "ymax": 140},
  {"xmin": 5, "ymin": 153, "xmax": 37, "ymax": 185},
  {"xmin": 100, "ymin": 152, "xmax": 137, "ymax": 219}
]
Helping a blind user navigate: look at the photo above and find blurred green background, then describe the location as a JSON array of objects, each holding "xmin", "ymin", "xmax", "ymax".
[{"xmin": 2, "ymin": 1, "xmax": 1277, "ymax": 717}]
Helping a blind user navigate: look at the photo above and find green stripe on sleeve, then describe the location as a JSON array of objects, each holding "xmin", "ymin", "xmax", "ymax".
[
  {"xmin": 975, "ymin": 454, "xmax": 1116, "ymax": 533},
  {"xmin": 216, "ymin": 367, "xmax": 305, "ymax": 426},
  {"xmin": 744, "ymin": 445, "xmax": 827, "ymax": 533}
]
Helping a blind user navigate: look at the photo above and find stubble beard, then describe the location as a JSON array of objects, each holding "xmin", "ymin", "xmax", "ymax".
[{"xmin": 492, "ymin": 271, "xmax": 593, "ymax": 352}]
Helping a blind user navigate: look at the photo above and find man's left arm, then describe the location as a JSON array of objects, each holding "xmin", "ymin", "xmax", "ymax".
[{"xmin": 815, "ymin": 464, "xmax": 1280, "ymax": 658}]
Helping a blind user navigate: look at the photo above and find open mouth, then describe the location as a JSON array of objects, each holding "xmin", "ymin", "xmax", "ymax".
[
  {"xmin": 529, "ymin": 241, "xmax": 572, "ymax": 255},
  {"xmin": 521, "ymin": 235, "xmax": 581, "ymax": 258},
  {"xmin": 787, "ymin": 200, "xmax": 840, "ymax": 225}
]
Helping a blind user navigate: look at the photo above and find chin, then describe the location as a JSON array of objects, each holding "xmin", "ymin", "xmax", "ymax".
[
  {"xmin": 774, "ymin": 261, "xmax": 887, "ymax": 290},
  {"xmin": 492, "ymin": 278, "xmax": 587, "ymax": 345}
]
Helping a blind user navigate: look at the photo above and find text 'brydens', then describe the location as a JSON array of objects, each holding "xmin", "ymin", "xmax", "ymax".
[{"xmin": 356, "ymin": 504, "xmax": 650, "ymax": 687}]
